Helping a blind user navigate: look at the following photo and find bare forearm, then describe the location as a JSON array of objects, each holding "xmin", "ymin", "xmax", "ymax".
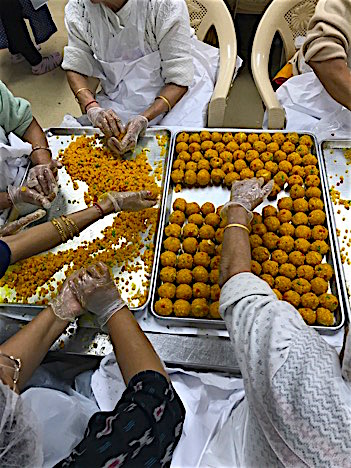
[
  {"xmin": 5, "ymin": 206, "xmax": 102, "ymax": 263},
  {"xmin": 66, "ymin": 70, "xmax": 98, "ymax": 114},
  {"xmin": 0, "ymin": 307, "xmax": 68, "ymax": 390},
  {"xmin": 0, "ymin": 192, "xmax": 12, "ymax": 210},
  {"xmin": 107, "ymin": 307, "xmax": 168, "ymax": 384},
  {"xmin": 220, "ymin": 206, "xmax": 251, "ymax": 287},
  {"xmin": 142, "ymin": 83, "xmax": 188, "ymax": 122},
  {"xmin": 309, "ymin": 59, "xmax": 351, "ymax": 110},
  {"xmin": 23, "ymin": 118, "xmax": 51, "ymax": 166}
]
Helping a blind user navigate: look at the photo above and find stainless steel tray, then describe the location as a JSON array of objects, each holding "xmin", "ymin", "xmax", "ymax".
[
  {"xmin": 150, "ymin": 129, "xmax": 347, "ymax": 334},
  {"xmin": 0, "ymin": 127, "xmax": 173, "ymax": 313},
  {"xmin": 319, "ymin": 139, "xmax": 351, "ymax": 323}
]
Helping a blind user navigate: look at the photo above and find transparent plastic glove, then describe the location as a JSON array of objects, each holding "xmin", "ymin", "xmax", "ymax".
[
  {"xmin": 0, "ymin": 209, "xmax": 46, "ymax": 237},
  {"xmin": 101, "ymin": 190, "xmax": 157, "ymax": 213},
  {"xmin": 27, "ymin": 159, "xmax": 62, "ymax": 197},
  {"xmin": 107, "ymin": 115, "xmax": 148, "ymax": 155},
  {"xmin": 50, "ymin": 271, "xmax": 86, "ymax": 321},
  {"xmin": 221, "ymin": 178, "xmax": 274, "ymax": 219},
  {"xmin": 87, "ymin": 107, "xmax": 124, "ymax": 138},
  {"xmin": 69, "ymin": 262, "xmax": 126, "ymax": 327},
  {"xmin": 8, "ymin": 184, "xmax": 52, "ymax": 210}
]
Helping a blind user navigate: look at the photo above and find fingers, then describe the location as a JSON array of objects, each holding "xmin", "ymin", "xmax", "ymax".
[
  {"xmin": 50, "ymin": 159, "xmax": 63, "ymax": 170},
  {"xmin": 0, "ymin": 209, "xmax": 46, "ymax": 236},
  {"xmin": 25, "ymin": 188, "xmax": 52, "ymax": 209},
  {"xmin": 107, "ymin": 137, "xmax": 124, "ymax": 156},
  {"xmin": 143, "ymin": 199, "xmax": 157, "ymax": 209},
  {"xmin": 262, "ymin": 179, "xmax": 274, "ymax": 197},
  {"xmin": 106, "ymin": 110, "xmax": 124, "ymax": 137},
  {"xmin": 257, "ymin": 177, "xmax": 265, "ymax": 187}
]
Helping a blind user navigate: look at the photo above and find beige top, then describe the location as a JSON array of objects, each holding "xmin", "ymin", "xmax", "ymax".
[{"xmin": 302, "ymin": 0, "xmax": 351, "ymax": 64}]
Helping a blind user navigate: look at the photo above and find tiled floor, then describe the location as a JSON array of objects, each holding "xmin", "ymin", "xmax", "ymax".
[{"xmin": 0, "ymin": 1, "xmax": 267, "ymax": 129}]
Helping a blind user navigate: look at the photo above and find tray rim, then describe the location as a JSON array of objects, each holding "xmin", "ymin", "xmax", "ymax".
[{"xmin": 150, "ymin": 128, "xmax": 347, "ymax": 334}]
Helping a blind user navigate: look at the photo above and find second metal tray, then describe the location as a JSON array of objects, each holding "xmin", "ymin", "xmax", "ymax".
[{"xmin": 150, "ymin": 129, "xmax": 347, "ymax": 334}]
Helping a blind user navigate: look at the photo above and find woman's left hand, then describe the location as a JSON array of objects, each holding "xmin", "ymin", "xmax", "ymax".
[
  {"xmin": 50, "ymin": 270, "xmax": 86, "ymax": 321},
  {"xmin": 0, "ymin": 209, "xmax": 46, "ymax": 237},
  {"xmin": 107, "ymin": 115, "xmax": 148, "ymax": 155},
  {"xmin": 99, "ymin": 190, "xmax": 157, "ymax": 213},
  {"xmin": 27, "ymin": 159, "xmax": 62, "ymax": 198}
]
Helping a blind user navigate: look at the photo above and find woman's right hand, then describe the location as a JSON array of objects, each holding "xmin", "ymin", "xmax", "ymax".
[
  {"xmin": 8, "ymin": 185, "xmax": 52, "ymax": 209},
  {"xmin": 87, "ymin": 107, "xmax": 124, "ymax": 138},
  {"xmin": 69, "ymin": 262, "xmax": 126, "ymax": 327},
  {"xmin": 50, "ymin": 270, "xmax": 86, "ymax": 321}
]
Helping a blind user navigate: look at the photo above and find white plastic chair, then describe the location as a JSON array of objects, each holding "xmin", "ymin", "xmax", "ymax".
[
  {"xmin": 251, "ymin": 0, "xmax": 318, "ymax": 129},
  {"xmin": 185, "ymin": 0, "xmax": 238, "ymax": 127}
]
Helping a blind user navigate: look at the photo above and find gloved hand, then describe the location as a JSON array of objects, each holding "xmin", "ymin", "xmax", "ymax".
[
  {"xmin": 0, "ymin": 209, "xmax": 46, "ymax": 237},
  {"xmin": 107, "ymin": 115, "xmax": 148, "ymax": 155},
  {"xmin": 8, "ymin": 185, "xmax": 52, "ymax": 210},
  {"xmin": 27, "ymin": 159, "xmax": 62, "ymax": 198},
  {"xmin": 69, "ymin": 262, "xmax": 126, "ymax": 327},
  {"xmin": 50, "ymin": 270, "xmax": 86, "ymax": 321},
  {"xmin": 100, "ymin": 190, "xmax": 157, "ymax": 213},
  {"xmin": 87, "ymin": 107, "xmax": 124, "ymax": 138},
  {"xmin": 221, "ymin": 178, "xmax": 274, "ymax": 220}
]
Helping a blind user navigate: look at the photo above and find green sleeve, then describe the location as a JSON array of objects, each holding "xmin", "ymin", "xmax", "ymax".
[{"xmin": 0, "ymin": 80, "xmax": 33, "ymax": 138}]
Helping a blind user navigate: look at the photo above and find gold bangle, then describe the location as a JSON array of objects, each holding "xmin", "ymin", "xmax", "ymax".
[
  {"xmin": 62, "ymin": 215, "xmax": 80, "ymax": 236},
  {"xmin": 60, "ymin": 216, "xmax": 75, "ymax": 239},
  {"xmin": 156, "ymin": 95, "xmax": 172, "ymax": 112},
  {"xmin": 51, "ymin": 218, "xmax": 68, "ymax": 242},
  {"xmin": 224, "ymin": 223, "xmax": 250, "ymax": 233},
  {"xmin": 75, "ymin": 87, "xmax": 94, "ymax": 102}
]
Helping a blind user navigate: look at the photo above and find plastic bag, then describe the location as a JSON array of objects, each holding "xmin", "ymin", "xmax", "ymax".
[
  {"xmin": 22, "ymin": 387, "xmax": 99, "ymax": 467},
  {"xmin": 312, "ymin": 106, "xmax": 351, "ymax": 142}
]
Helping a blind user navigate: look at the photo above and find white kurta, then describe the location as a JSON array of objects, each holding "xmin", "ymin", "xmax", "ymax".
[
  {"xmin": 62, "ymin": 0, "xmax": 228, "ymax": 126},
  {"xmin": 201, "ymin": 273, "xmax": 351, "ymax": 467}
]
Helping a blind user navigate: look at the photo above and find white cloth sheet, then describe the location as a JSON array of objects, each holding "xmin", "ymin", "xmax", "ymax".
[{"xmin": 0, "ymin": 132, "xmax": 31, "ymax": 225}]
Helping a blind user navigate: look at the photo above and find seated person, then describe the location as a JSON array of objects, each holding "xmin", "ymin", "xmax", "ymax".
[
  {"xmin": 200, "ymin": 178, "xmax": 351, "ymax": 466},
  {"xmin": 0, "ymin": 190, "xmax": 156, "ymax": 278},
  {"xmin": 0, "ymin": 262, "xmax": 185, "ymax": 466},
  {"xmin": 62, "ymin": 0, "xmax": 229, "ymax": 154},
  {"xmin": 0, "ymin": 80, "xmax": 60, "ymax": 224},
  {"xmin": 0, "ymin": 0, "xmax": 62, "ymax": 74},
  {"xmin": 276, "ymin": 0, "xmax": 351, "ymax": 130}
]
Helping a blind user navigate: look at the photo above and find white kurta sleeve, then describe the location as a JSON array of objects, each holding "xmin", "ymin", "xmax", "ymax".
[
  {"xmin": 153, "ymin": 0, "xmax": 194, "ymax": 86},
  {"xmin": 62, "ymin": 0, "xmax": 103, "ymax": 78},
  {"xmin": 220, "ymin": 273, "xmax": 351, "ymax": 466}
]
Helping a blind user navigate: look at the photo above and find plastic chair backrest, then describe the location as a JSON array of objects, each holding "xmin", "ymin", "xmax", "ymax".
[
  {"xmin": 185, "ymin": 0, "xmax": 225, "ymax": 42},
  {"xmin": 251, "ymin": 0, "xmax": 319, "ymax": 129},
  {"xmin": 274, "ymin": 0, "xmax": 319, "ymax": 60}
]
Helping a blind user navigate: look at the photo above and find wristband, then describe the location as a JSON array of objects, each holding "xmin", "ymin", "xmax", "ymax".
[
  {"xmin": 31, "ymin": 146, "xmax": 52, "ymax": 156},
  {"xmin": 93, "ymin": 203, "xmax": 104, "ymax": 218},
  {"xmin": 85, "ymin": 100, "xmax": 99, "ymax": 113}
]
